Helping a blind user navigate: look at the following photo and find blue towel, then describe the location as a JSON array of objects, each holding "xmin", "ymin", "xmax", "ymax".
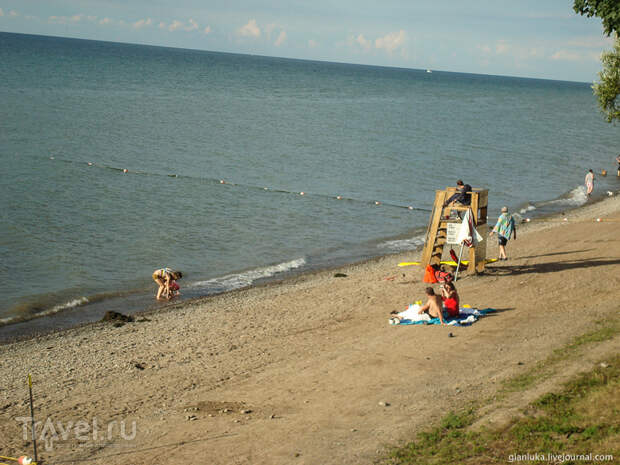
[{"xmin": 396, "ymin": 308, "xmax": 497, "ymax": 327}]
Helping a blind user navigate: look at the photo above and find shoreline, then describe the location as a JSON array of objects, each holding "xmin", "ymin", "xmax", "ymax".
[
  {"xmin": 1, "ymin": 190, "xmax": 617, "ymax": 345},
  {"xmin": 1, "ymin": 193, "xmax": 619, "ymax": 463}
]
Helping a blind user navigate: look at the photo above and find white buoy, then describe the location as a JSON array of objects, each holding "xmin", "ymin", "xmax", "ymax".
[
  {"xmin": 220, "ymin": 180, "xmax": 225, "ymax": 184},
  {"xmin": 336, "ymin": 196, "xmax": 342, "ymax": 200},
  {"xmin": 375, "ymin": 201, "xmax": 380, "ymax": 205},
  {"xmin": 18, "ymin": 456, "xmax": 32, "ymax": 465},
  {"xmin": 525, "ymin": 218, "xmax": 531, "ymax": 222},
  {"xmin": 88, "ymin": 162, "xmax": 93, "ymax": 166},
  {"xmin": 408, "ymin": 206, "xmax": 413, "ymax": 210},
  {"xmin": 563, "ymin": 218, "xmax": 568, "ymax": 222},
  {"xmin": 123, "ymin": 169, "xmax": 128, "ymax": 173},
  {"xmin": 596, "ymin": 218, "xmax": 601, "ymax": 222},
  {"xmin": 300, "ymin": 192, "xmax": 305, "ymax": 195}
]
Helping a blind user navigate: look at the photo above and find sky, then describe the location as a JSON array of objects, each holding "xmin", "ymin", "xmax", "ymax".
[{"xmin": 0, "ymin": 0, "xmax": 614, "ymax": 82}]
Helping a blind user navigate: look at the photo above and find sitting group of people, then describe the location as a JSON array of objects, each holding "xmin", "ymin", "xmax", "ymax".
[
  {"xmin": 417, "ymin": 282, "xmax": 459, "ymax": 325},
  {"xmin": 391, "ymin": 280, "xmax": 460, "ymax": 326}
]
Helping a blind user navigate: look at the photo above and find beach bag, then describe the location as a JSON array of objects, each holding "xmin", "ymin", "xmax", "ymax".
[
  {"xmin": 434, "ymin": 266, "xmax": 454, "ymax": 284},
  {"xmin": 423, "ymin": 265, "xmax": 438, "ymax": 283}
]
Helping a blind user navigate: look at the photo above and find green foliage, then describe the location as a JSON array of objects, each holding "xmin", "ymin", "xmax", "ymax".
[
  {"xmin": 381, "ymin": 353, "xmax": 620, "ymax": 464},
  {"xmin": 573, "ymin": 0, "xmax": 620, "ymax": 37},
  {"xmin": 592, "ymin": 36, "xmax": 620, "ymax": 123}
]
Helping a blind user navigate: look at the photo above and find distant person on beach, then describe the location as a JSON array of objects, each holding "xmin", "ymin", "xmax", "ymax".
[
  {"xmin": 489, "ymin": 207, "xmax": 516, "ymax": 261},
  {"xmin": 440, "ymin": 281, "xmax": 460, "ymax": 318},
  {"xmin": 444, "ymin": 180, "xmax": 472, "ymax": 207},
  {"xmin": 152, "ymin": 268, "xmax": 183, "ymax": 300},
  {"xmin": 616, "ymin": 154, "xmax": 620, "ymax": 177},
  {"xmin": 585, "ymin": 169, "xmax": 595, "ymax": 197},
  {"xmin": 417, "ymin": 287, "xmax": 447, "ymax": 325}
]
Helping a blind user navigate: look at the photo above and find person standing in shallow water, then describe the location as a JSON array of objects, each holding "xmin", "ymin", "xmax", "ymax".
[
  {"xmin": 489, "ymin": 206, "xmax": 516, "ymax": 261},
  {"xmin": 585, "ymin": 169, "xmax": 594, "ymax": 197},
  {"xmin": 152, "ymin": 268, "xmax": 182, "ymax": 300}
]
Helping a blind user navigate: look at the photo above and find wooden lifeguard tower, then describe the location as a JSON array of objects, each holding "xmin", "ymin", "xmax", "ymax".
[{"xmin": 420, "ymin": 187, "xmax": 489, "ymax": 274}]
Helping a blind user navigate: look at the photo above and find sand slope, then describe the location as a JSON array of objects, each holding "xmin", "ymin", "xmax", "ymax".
[{"xmin": 1, "ymin": 197, "xmax": 619, "ymax": 464}]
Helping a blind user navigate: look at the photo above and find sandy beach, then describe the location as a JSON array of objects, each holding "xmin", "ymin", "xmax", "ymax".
[{"xmin": 1, "ymin": 196, "xmax": 620, "ymax": 464}]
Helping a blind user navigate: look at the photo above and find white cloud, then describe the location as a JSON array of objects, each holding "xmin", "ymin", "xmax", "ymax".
[
  {"xmin": 355, "ymin": 34, "xmax": 372, "ymax": 51},
  {"xmin": 495, "ymin": 40, "xmax": 509, "ymax": 54},
  {"xmin": 375, "ymin": 30, "xmax": 406, "ymax": 54},
  {"xmin": 308, "ymin": 39, "xmax": 318, "ymax": 49},
  {"xmin": 566, "ymin": 36, "xmax": 614, "ymax": 48},
  {"xmin": 165, "ymin": 19, "xmax": 198, "ymax": 32},
  {"xmin": 48, "ymin": 14, "xmax": 85, "ymax": 24},
  {"xmin": 168, "ymin": 20, "xmax": 183, "ymax": 32},
  {"xmin": 239, "ymin": 19, "xmax": 260, "ymax": 38},
  {"xmin": 551, "ymin": 50, "xmax": 582, "ymax": 61},
  {"xmin": 133, "ymin": 18, "xmax": 152, "ymax": 29},
  {"xmin": 203, "ymin": 25, "xmax": 212, "ymax": 35},
  {"xmin": 274, "ymin": 30, "xmax": 287, "ymax": 47},
  {"xmin": 186, "ymin": 18, "xmax": 198, "ymax": 31}
]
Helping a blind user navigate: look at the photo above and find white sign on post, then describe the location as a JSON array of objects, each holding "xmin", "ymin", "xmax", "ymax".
[{"xmin": 446, "ymin": 222, "xmax": 461, "ymax": 244}]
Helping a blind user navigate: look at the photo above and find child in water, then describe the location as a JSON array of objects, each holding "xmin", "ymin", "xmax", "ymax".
[{"xmin": 152, "ymin": 268, "xmax": 182, "ymax": 300}]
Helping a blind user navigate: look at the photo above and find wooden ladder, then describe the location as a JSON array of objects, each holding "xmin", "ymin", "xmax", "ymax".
[{"xmin": 420, "ymin": 188, "xmax": 489, "ymax": 274}]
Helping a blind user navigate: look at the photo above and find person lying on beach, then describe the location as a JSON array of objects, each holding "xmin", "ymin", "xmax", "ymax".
[
  {"xmin": 152, "ymin": 268, "xmax": 183, "ymax": 300},
  {"xmin": 440, "ymin": 281, "xmax": 460, "ymax": 318},
  {"xmin": 418, "ymin": 287, "xmax": 447, "ymax": 325}
]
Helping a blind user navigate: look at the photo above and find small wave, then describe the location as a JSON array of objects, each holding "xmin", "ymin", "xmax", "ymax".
[
  {"xmin": 519, "ymin": 204, "xmax": 536, "ymax": 214},
  {"xmin": 378, "ymin": 235, "xmax": 426, "ymax": 252},
  {"xmin": 0, "ymin": 296, "xmax": 89, "ymax": 327},
  {"xmin": 189, "ymin": 258, "xmax": 306, "ymax": 293},
  {"xmin": 537, "ymin": 185, "xmax": 588, "ymax": 208}
]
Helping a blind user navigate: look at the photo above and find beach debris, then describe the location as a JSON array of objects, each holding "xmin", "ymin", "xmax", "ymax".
[
  {"xmin": 240, "ymin": 409, "xmax": 252, "ymax": 414},
  {"xmin": 334, "ymin": 273, "xmax": 348, "ymax": 278},
  {"xmin": 378, "ymin": 401, "xmax": 390, "ymax": 407},
  {"xmin": 269, "ymin": 414, "xmax": 276, "ymax": 419},
  {"xmin": 186, "ymin": 415, "xmax": 198, "ymax": 421},
  {"xmin": 448, "ymin": 332, "xmax": 454, "ymax": 338},
  {"xmin": 518, "ymin": 361, "xmax": 524, "ymax": 365},
  {"xmin": 101, "ymin": 311, "xmax": 134, "ymax": 324},
  {"xmin": 600, "ymin": 362, "xmax": 610, "ymax": 368},
  {"xmin": 597, "ymin": 218, "xmax": 602, "ymax": 222},
  {"xmin": 607, "ymin": 191, "xmax": 614, "ymax": 196},
  {"xmin": 134, "ymin": 362, "xmax": 145, "ymax": 370},
  {"xmin": 18, "ymin": 456, "xmax": 33, "ymax": 465}
]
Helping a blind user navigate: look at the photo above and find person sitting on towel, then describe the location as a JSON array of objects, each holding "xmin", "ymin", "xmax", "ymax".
[
  {"xmin": 440, "ymin": 281, "xmax": 460, "ymax": 318},
  {"xmin": 417, "ymin": 287, "xmax": 447, "ymax": 325},
  {"xmin": 444, "ymin": 179, "xmax": 472, "ymax": 207}
]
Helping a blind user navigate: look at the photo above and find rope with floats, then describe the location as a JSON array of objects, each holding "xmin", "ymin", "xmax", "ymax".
[{"xmin": 47, "ymin": 156, "xmax": 433, "ymax": 213}]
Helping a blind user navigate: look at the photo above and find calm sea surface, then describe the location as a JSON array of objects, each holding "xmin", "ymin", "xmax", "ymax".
[{"xmin": 1, "ymin": 32, "xmax": 618, "ymax": 336}]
